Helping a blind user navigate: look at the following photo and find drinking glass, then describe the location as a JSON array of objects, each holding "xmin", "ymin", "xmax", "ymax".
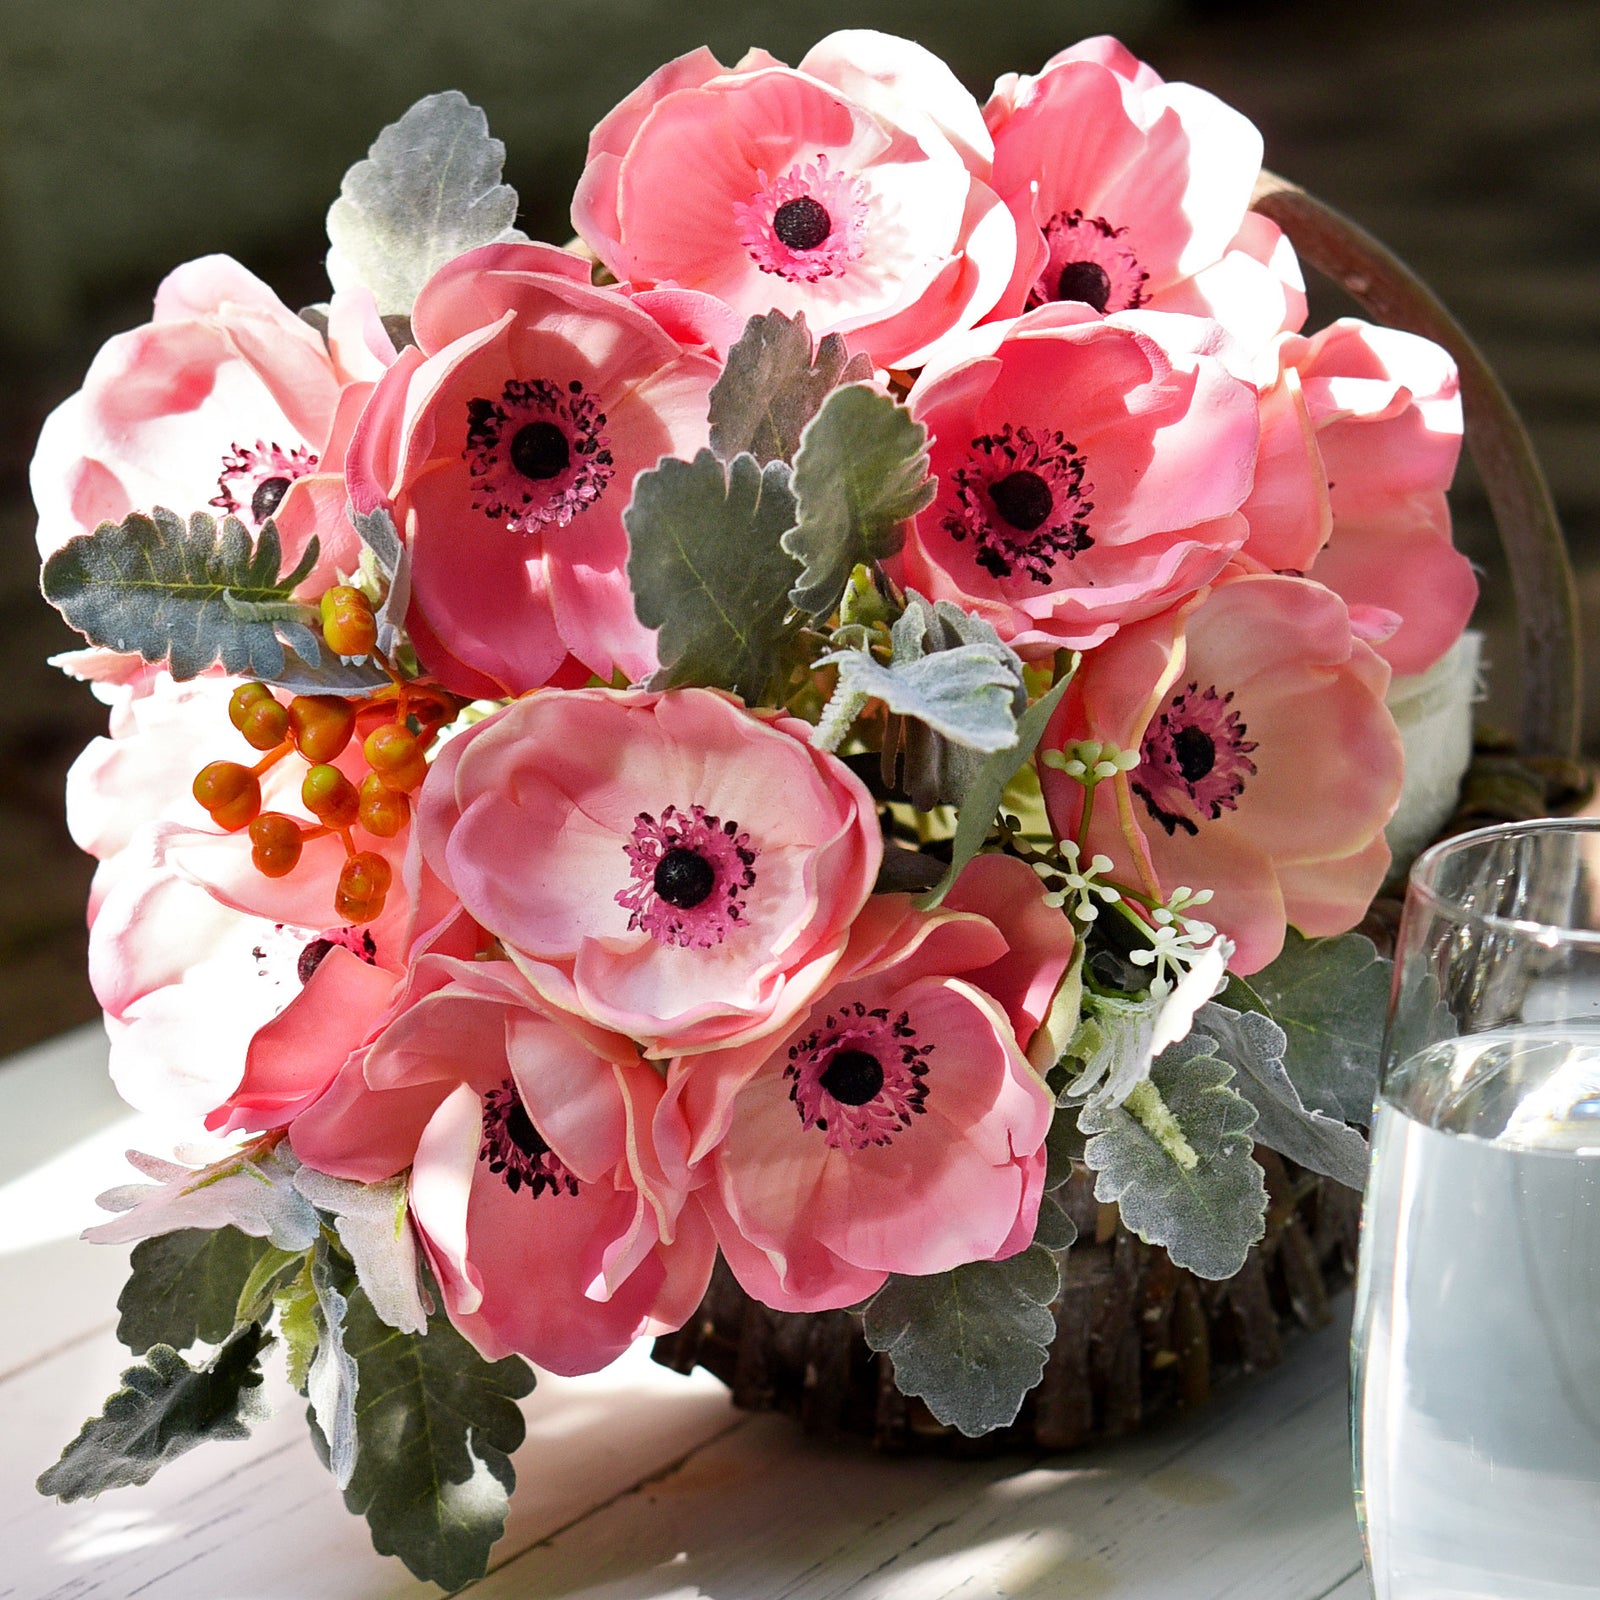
[{"xmin": 1353, "ymin": 818, "xmax": 1600, "ymax": 1598}]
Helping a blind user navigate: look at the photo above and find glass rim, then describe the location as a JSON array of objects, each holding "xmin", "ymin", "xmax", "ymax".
[{"xmin": 1409, "ymin": 816, "xmax": 1600, "ymax": 947}]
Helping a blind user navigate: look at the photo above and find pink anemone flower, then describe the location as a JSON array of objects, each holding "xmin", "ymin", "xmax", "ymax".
[
  {"xmin": 32, "ymin": 254, "xmax": 394, "ymax": 592},
  {"xmin": 660, "ymin": 853, "xmax": 1065, "ymax": 1313},
  {"xmin": 1040, "ymin": 571, "xmax": 1404, "ymax": 973},
  {"xmin": 984, "ymin": 37, "xmax": 1305, "ymax": 355},
  {"xmin": 345, "ymin": 242, "xmax": 731, "ymax": 695},
  {"xmin": 571, "ymin": 31, "xmax": 1018, "ymax": 370},
  {"xmin": 1241, "ymin": 319, "xmax": 1475, "ymax": 677},
  {"xmin": 416, "ymin": 686, "xmax": 883, "ymax": 1057},
  {"xmin": 286, "ymin": 955, "xmax": 715, "ymax": 1376},
  {"xmin": 901, "ymin": 303, "xmax": 1259, "ymax": 657}
]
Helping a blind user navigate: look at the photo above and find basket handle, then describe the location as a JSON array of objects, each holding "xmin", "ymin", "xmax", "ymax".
[{"xmin": 1251, "ymin": 170, "xmax": 1581, "ymax": 760}]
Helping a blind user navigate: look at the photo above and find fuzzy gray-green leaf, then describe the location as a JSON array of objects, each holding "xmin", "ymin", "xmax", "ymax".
[
  {"xmin": 116, "ymin": 1227, "xmax": 279, "ymax": 1356},
  {"xmin": 862, "ymin": 1245, "xmax": 1060, "ymax": 1436},
  {"xmin": 1224, "ymin": 929, "xmax": 1390, "ymax": 1125},
  {"xmin": 38, "ymin": 1324, "xmax": 271, "ymax": 1501},
  {"xmin": 41, "ymin": 507, "xmax": 320, "ymax": 682},
  {"xmin": 326, "ymin": 91, "xmax": 525, "ymax": 316},
  {"xmin": 784, "ymin": 385, "xmax": 935, "ymax": 619},
  {"xmin": 1080, "ymin": 1035, "xmax": 1267, "ymax": 1280},
  {"xmin": 307, "ymin": 1249, "xmax": 359, "ymax": 1491},
  {"xmin": 1196, "ymin": 1001, "xmax": 1372, "ymax": 1190},
  {"xmin": 708, "ymin": 311, "xmax": 874, "ymax": 465},
  {"xmin": 915, "ymin": 667, "xmax": 1076, "ymax": 911},
  {"xmin": 625, "ymin": 449, "xmax": 801, "ymax": 702},
  {"xmin": 322, "ymin": 1279, "xmax": 534, "ymax": 1590}
]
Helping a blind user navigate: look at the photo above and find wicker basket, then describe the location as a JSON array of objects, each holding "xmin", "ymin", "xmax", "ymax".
[{"xmin": 651, "ymin": 176, "xmax": 1587, "ymax": 1451}]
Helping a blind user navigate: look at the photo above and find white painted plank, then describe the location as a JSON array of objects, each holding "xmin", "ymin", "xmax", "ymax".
[
  {"xmin": 7, "ymin": 1333, "xmax": 741, "ymax": 1597},
  {"xmin": 475, "ymin": 1315, "xmax": 1365, "ymax": 1600}
]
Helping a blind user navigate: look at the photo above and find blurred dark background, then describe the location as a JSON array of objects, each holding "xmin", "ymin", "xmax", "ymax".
[{"xmin": 2, "ymin": 0, "xmax": 1596, "ymax": 1056}]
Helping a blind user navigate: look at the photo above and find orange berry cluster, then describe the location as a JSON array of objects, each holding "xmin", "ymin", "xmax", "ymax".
[{"xmin": 190, "ymin": 590, "xmax": 456, "ymax": 924}]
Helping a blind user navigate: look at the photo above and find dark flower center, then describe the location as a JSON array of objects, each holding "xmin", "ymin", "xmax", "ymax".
[
  {"xmin": 1173, "ymin": 724, "xmax": 1216, "ymax": 784},
  {"xmin": 988, "ymin": 470, "xmax": 1054, "ymax": 533},
  {"xmin": 251, "ymin": 476, "xmax": 293, "ymax": 523},
  {"xmin": 503, "ymin": 1099, "xmax": 549, "ymax": 1161},
  {"xmin": 510, "ymin": 421, "xmax": 571, "ymax": 481},
  {"xmin": 1057, "ymin": 260, "xmax": 1113, "ymax": 312},
  {"xmin": 480, "ymin": 1079, "xmax": 579, "ymax": 1198},
  {"xmin": 772, "ymin": 196, "xmax": 832, "ymax": 252},
  {"xmin": 820, "ymin": 1048, "xmax": 884, "ymax": 1106},
  {"xmin": 653, "ymin": 846, "xmax": 717, "ymax": 909},
  {"xmin": 297, "ymin": 927, "xmax": 378, "ymax": 986}
]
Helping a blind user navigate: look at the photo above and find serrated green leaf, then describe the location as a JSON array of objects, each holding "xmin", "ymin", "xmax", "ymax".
[
  {"xmin": 38, "ymin": 1324, "xmax": 271, "ymax": 1501},
  {"xmin": 1044, "ymin": 1106, "xmax": 1086, "ymax": 1189},
  {"xmin": 322, "ymin": 1280, "xmax": 535, "ymax": 1589},
  {"xmin": 625, "ymin": 449, "xmax": 801, "ymax": 702},
  {"xmin": 1033, "ymin": 1193, "xmax": 1079, "ymax": 1252},
  {"xmin": 276, "ymin": 1263, "xmax": 319, "ymax": 1394},
  {"xmin": 1080, "ymin": 1034, "xmax": 1267, "ymax": 1280},
  {"xmin": 1224, "ymin": 929, "xmax": 1390, "ymax": 1125},
  {"xmin": 818, "ymin": 642, "xmax": 1020, "ymax": 754},
  {"xmin": 862, "ymin": 1245, "xmax": 1060, "ymax": 1437},
  {"xmin": 915, "ymin": 666, "xmax": 1077, "ymax": 911},
  {"xmin": 708, "ymin": 311, "xmax": 874, "ymax": 465},
  {"xmin": 326, "ymin": 91, "xmax": 526, "ymax": 317},
  {"xmin": 1196, "ymin": 1002, "xmax": 1371, "ymax": 1190},
  {"xmin": 784, "ymin": 385, "xmax": 936, "ymax": 619},
  {"xmin": 41, "ymin": 508, "xmax": 321, "ymax": 682},
  {"xmin": 115, "ymin": 1227, "xmax": 276, "ymax": 1356}
]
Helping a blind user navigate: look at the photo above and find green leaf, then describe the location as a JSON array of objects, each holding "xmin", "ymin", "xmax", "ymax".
[
  {"xmin": 862, "ymin": 1245, "xmax": 1060, "ymax": 1437},
  {"xmin": 276, "ymin": 1262, "xmax": 319, "ymax": 1394},
  {"xmin": 1223, "ymin": 929, "xmax": 1390, "ymax": 1125},
  {"xmin": 784, "ymin": 385, "xmax": 936, "ymax": 619},
  {"xmin": 708, "ymin": 311, "xmax": 874, "ymax": 465},
  {"xmin": 38, "ymin": 1324, "xmax": 271, "ymax": 1502},
  {"xmin": 307, "ymin": 1249, "xmax": 359, "ymax": 1491},
  {"xmin": 325, "ymin": 1279, "xmax": 535, "ymax": 1589},
  {"xmin": 292, "ymin": 1167, "xmax": 428, "ymax": 1335},
  {"xmin": 1080, "ymin": 1034, "xmax": 1268, "ymax": 1280},
  {"xmin": 625, "ymin": 449, "xmax": 801, "ymax": 702},
  {"xmin": 115, "ymin": 1227, "xmax": 277, "ymax": 1356},
  {"xmin": 41, "ymin": 508, "xmax": 321, "ymax": 682},
  {"xmin": 1195, "ymin": 1001, "xmax": 1371, "ymax": 1190},
  {"xmin": 914, "ymin": 665, "xmax": 1077, "ymax": 911},
  {"xmin": 326, "ymin": 91, "xmax": 526, "ymax": 317},
  {"xmin": 1033, "ymin": 1193, "xmax": 1079, "ymax": 1252}
]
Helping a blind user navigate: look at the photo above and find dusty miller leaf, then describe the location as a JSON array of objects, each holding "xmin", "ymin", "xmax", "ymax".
[
  {"xmin": 915, "ymin": 667, "xmax": 1076, "ymax": 911},
  {"xmin": 37, "ymin": 1324, "xmax": 272, "ymax": 1501},
  {"xmin": 1223, "ymin": 929, "xmax": 1390, "ymax": 1125},
  {"xmin": 708, "ymin": 311, "xmax": 873, "ymax": 465},
  {"xmin": 319, "ymin": 1279, "xmax": 534, "ymax": 1590},
  {"xmin": 625, "ymin": 449, "xmax": 800, "ymax": 702},
  {"xmin": 1060, "ymin": 990, "xmax": 1164, "ymax": 1107},
  {"xmin": 307, "ymin": 1249, "xmax": 359, "ymax": 1491},
  {"xmin": 1033, "ymin": 1193, "xmax": 1079, "ymax": 1252},
  {"xmin": 862, "ymin": 1245, "xmax": 1060, "ymax": 1436},
  {"xmin": 349, "ymin": 502, "xmax": 413, "ymax": 662},
  {"xmin": 326, "ymin": 91, "xmax": 526, "ymax": 317},
  {"xmin": 784, "ymin": 385, "xmax": 935, "ymax": 620},
  {"xmin": 1080, "ymin": 1034, "xmax": 1267, "ymax": 1280},
  {"xmin": 1195, "ymin": 1002, "xmax": 1371, "ymax": 1190},
  {"xmin": 293, "ymin": 1166, "xmax": 428, "ymax": 1335},
  {"xmin": 41, "ymin": 508, "xmax": 319, "ymax": 681},
  {"xmin": 115, "ymin": 1227, "xmax": 280, "ymax": 1357},
  {"xmin": 87, "ymin": 1143, "xmax": 319, "ymax": 1251}
]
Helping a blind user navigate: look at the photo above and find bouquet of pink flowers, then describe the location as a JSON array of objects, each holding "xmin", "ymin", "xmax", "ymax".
[{"xmin": 33, "ymin": 29, "xmax": 1481, "ymax": 1588}]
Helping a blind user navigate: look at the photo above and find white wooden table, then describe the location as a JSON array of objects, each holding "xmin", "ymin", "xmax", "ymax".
[{"xmin": 0, "ymin": 1027, "xmax": 1370, "ymax": 1598}]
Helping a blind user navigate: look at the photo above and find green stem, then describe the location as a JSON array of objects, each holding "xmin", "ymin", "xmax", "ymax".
[{"xmin": 1251, "ymin": 171, "xmax": 1581, "ymax": 759}]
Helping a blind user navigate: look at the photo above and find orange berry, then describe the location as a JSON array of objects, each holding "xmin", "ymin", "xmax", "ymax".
[
  {"xmin": 237, "ymin": 696, "xmax": 290, "ymax": 751},
  {"xmin": 357, "ymin": 772, "xmax": 411, "ymax": 837},
  {"xmin": 228, "ymin": 682, "xmax": 273, "ymax": 730},
  {"xmin": 288, "ymin": 695, "xmax": 357, "ymax": 763},
  {"xmin": 320, "ymin": 586, "xmax": 378, "ymax": 658},
  {"xmin": 192, "ymin": 761, "xmax": 261, "ymax": 831},
  {"xmin": 363, "ymin": 723, "xmax": 428, "ymax": 792},
  {"xmin": 336, "ymin": 851, "xmax": 392, "ymax": 923},
  {"xmin": 302, "ymin": 763, "xmax": 360, "ymax": 827},
  {"xmin": 248, "ymin": 813, "xmax": 304, "ymax": 877}
]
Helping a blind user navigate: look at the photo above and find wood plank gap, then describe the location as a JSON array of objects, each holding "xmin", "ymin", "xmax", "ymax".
[
  {"xmin": 484, "ymin": 1412, "xmax": 755, "ymax": 1574},
  {"xmin": 1308, "ymin": 1564, "xmax": 1368, "ymax": 1600}
]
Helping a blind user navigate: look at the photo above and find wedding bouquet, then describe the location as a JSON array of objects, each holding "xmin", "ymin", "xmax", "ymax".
[{"xmin": 33, "ymin": 30, "xmax": 1480, "ymax": 1587}]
